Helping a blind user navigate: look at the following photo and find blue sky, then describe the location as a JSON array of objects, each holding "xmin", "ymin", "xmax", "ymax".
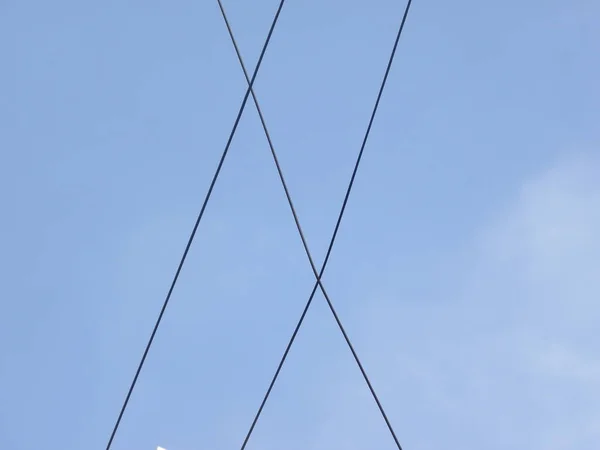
[{"xmin": 1, "ymin": 0, "xmax": 599, "ymax": 449}]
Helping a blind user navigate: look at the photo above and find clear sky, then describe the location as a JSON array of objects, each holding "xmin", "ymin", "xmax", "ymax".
[{"xmin": 1, "ymin": 0, "xmax": 599, "ymax": 449}]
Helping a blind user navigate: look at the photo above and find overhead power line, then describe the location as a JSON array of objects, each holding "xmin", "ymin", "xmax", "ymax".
[
  {"xmin": 216, "ymin": 1, "xmax": 415, "ymax": 449},
  {"xmin": 103, "ymin": 1, "xmax": 289, "ymax": 448},
  {"xmin": 104, "ymin": 0, "xmax": 416, "ymax": 447}
]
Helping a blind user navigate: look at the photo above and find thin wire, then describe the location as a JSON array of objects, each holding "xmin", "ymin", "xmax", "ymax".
[
  {"xmin": 103, "ymin": 2, "xmax": 288, "ymax": 448},
  {"xmin": 218, "ymin": 1, "xmax": 415, "ymax": 449}
]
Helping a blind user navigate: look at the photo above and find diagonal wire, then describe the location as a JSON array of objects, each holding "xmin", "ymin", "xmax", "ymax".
[
  {"xmin": 217, "ymin": 4, "xmax": 397, "ymax": 446},
  {"xmin": 217, "ymin": 1, "xmax": 414, "ymax": 449},
  {"xmin": 103, "ymin": 2, "xmax": 289, "ymax": 448}
]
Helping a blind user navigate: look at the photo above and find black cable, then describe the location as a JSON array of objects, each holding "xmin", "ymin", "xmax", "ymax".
[
  {"xmin": 218, "ymin": 1, "xmax": 415, "ymax": 449},
  {"xmin": 103, "ymin": 2, "xmax": 288, "ymax": 448}
]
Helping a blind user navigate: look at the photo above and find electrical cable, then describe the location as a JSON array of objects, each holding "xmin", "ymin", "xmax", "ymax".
[
  {"xmin": 103, "ymin": 2, "xmax": 288, "ymax": 448},
  {"xmin": 216, "ymin": 1, "xmax": 415, "ymax": 449}
]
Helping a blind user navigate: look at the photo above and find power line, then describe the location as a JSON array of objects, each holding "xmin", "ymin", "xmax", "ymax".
[
  {"xmin": 217, "ymin": 1, "xmax": 415, "ymax": 449},
  {"xmin": 103, "ymin": 2, "xmax": 289, "ymax": 448}
]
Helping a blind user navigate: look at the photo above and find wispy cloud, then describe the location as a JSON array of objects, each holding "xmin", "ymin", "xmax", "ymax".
[{"xmin": 310, "ymin": 154, "xmax": 600, "ymax": 449}]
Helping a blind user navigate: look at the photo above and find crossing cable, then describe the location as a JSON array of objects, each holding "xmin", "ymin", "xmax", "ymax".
[
  {"xmin": 103, "ymin": 2, "xmax": 289, "ymax": 448},
  {"xmin": 217, "ymin": 1, "xmax": 414, "ymax": 449}
]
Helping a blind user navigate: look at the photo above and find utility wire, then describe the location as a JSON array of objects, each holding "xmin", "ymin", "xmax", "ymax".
[
  {"xmin": 217, "ymin": 0, "xmax": 410, "ymax": 450},
  {"xmin": 103, "ymin": 2, "xmax": 288, "ymax": 448},
  {"xmin": 217, "ymin": 1, "xmax": 415, "ymax": 449}
]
